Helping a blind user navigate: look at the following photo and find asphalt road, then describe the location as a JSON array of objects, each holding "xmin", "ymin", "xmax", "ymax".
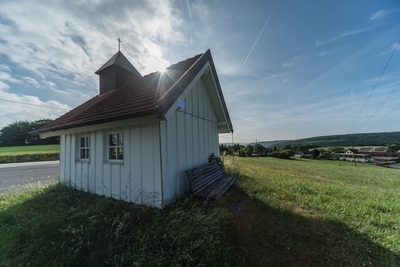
[{"xmin": 0, "ymin": 161, "xmax": 59, "ymax": 196}]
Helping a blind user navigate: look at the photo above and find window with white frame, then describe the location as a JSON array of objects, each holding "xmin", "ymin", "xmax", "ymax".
[
  {"xmin": 79, "ymin": 136, "xmax": 90, "ymax": 160},
  {"xmin": 108, "ymin": 133, "xmax": 123, "ymax": 160}
]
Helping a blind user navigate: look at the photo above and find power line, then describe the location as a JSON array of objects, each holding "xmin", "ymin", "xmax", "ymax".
[
  {"xmin": 358, "ymin": 80, "xmax": 400, "ymax": 132},
  {"xmin": 0, "ymin": 98, "xmax": 70, "ymax": 110},
  {"xmin": 348, "ymin": 39, "xmax": 400, "ymax": 133},
  {"xmin": 367, "ymin": 100, "xmax": 400, "ymax": 132}
]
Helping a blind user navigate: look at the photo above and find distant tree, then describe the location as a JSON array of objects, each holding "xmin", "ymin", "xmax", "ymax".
[
  {"xmin": 386, "ymin": 144, "xmax": 400, "ymax": 153},
  {"xmin": 284, "ymin": 145, "xmax": 293, "ymax": 150},
  {"xmin": 312, "ymin": 149, "xmax": 320, "ymax": 159},
  {"xmin": 246, "ymin": 145, "xmax": 254, "ymax": 157},
  {"xmin": 273, "ymin": 145, "xmax": 278, "ymax": 151},
  {"xmin": 239, "ymin": 147, "xmax": 247, "ymax": 157},
  {"xmin": 0, "ymin": 119, "xmax": 58, "ymax": 147},
  {"xmin": 270, "ymin": 150, "xmax": 291, "ymax": 159},
  {"xmin": 254, "ymin": 143, "xmax": 268, "ymax": 156}
]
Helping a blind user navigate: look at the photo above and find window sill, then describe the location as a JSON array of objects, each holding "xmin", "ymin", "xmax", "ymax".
[
  {"xmin": 103, "ymin": 160, "xmax": 124, "ymax": 165},
  {"xmin": 75, "ymin": 159, "xmax": 90, "ymax": 164}
]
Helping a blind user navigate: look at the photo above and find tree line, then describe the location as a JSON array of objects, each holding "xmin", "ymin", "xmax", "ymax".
[
  {"xmin": 219, "ymin": 143, "xmax": 295, "ymax": 159},
  {"xmin": 276, "ymin": 132, "xmax": 400, "ymax": 150},
  {"xmin": 0, "ymin": 119, "xmax": 59, "ymax": 147}
]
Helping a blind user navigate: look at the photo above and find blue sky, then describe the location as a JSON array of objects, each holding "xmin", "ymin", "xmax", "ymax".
[{"xmin": 0, "ymin": 0, "xmax": 399, "ymax": 143}]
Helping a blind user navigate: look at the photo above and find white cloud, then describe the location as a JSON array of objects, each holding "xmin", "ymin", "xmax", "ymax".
[
  {"xmin": 281, "ymin": 61, "xmax": 294, "ymax": 67},
  {"xmin": 0, "ymin": 81, "xmax": 10, "ymax": 91},
  {"xmin": 337, "ymin": 28, "xmax": 370, "ymax": 38},
  {"xmin": 316, "ymin": 27, "xmax": 372, "ymax": 46},
  {"xmin": 0, "ymin": 90, "xmax": 70, "ymax": 129},
  {"xmin": 0, "ymin": 0, "xmax": 185, "ymax": 128},
  {"xmin": 0, "ymin": 64, "xmax": 12, "ymax": 72},
  {"xmin": 318, "ymin": 49, "xmax": 339, "ymax": 57},
  {"xmin": 315, "ymin": 40, "xmax": 326, "ymax": 47},
  {"xmin": 0, "ymin": 0, "xmax": 181, "ymax": 81},
  {"xmin": 370, "ymin": 9, "xmax": 391, "ymax": 20},
  {"xmin": 22, "ymin": 77, "xmax": 40, "ymax": 88},
  {"xmin": 0, "ymin": 71, "xmax": 21, "ymax": 84}
]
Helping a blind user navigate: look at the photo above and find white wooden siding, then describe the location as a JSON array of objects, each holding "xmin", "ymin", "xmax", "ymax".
[
  {"xmin": 162, "ymin": 78, "xmax": 219, "ymax": 203},
  {"xmin": 58, "ymin": 77, "xmax": 219, "ymax": 207},
  {"xmin": 59, "ymin": 122, "xmax": 162, "ymax": 207}
]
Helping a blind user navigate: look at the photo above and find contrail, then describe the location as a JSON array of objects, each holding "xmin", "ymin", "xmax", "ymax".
[{"xmin": 242, "ymin": 0, "xmax": 282, "ymax": 67}]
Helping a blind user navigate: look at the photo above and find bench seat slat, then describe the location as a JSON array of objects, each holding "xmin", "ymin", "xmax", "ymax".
[{"xmin": 186, "ymin": 162, "xmax": 238, "ymax": 200}]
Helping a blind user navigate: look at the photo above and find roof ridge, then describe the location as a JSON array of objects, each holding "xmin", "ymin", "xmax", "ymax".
[{"xmin": 157, "ymin": 51, "xmax": 206, "ymax": 105}]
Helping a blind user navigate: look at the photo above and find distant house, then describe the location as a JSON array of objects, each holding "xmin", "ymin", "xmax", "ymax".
[
  {"xmin": 337, "ymin": 149, "xmax": 371, "ymax": 162},
  {"xmin": 359, "ymin": 147, "xmax": 373, "ymax": 153},
  {"xmin": 374, "ymin": 147, "xmax": 387, "ymax": 152},
  {"xmin": 33, "ymin": 49, "xmax": 233, "ymax": 208},
  {"xmin": 294, "ymin": 151, "xmax": 312, "ymax": 158}
]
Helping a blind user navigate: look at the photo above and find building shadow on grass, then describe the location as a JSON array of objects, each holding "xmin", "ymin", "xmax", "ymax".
[{"xmin": 221, "ymin": 183, "xmax": 399, "ymax": 267}]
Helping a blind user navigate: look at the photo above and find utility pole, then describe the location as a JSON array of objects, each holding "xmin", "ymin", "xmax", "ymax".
[
  {"xmin": 352, "ymin": 141, "xmax": 357, "ymax": 167},
  {"xmin": 256, "ymin": 139, "xmax": 258, "ymax": 159}
]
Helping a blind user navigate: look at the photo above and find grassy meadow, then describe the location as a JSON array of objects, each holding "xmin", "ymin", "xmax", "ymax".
[
  {"xmin": 0, "ymin": 156, "xmax": 399, "ymax": 266},
  {"xmin": 0, "ymin": 144, "xmax": 60, "ymax": 163},
  {"xmin": 223, "ymin": 157, "xmax": 400, "ymax": 266},
  {"xmin": 0, "ymin": 144, "xmax": 60, "ymax": 156}
]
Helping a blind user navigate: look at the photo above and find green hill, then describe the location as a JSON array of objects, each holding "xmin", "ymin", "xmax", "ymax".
[{"xmin": 273, "ymin": 132, "xmax": 400, "ymax": 150}]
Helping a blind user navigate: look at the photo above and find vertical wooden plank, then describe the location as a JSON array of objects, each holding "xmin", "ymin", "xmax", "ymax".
[
  {"xmin": 166, "ymin": 112, "xmax": 177, "ymax": 201},
  {"xmin": 59, "ymin": 135, "xmax": 66, "ymax": 184},
  {"xmin": 75, "ymin": 161, "xmax": 82, "ymax": 191},
  {"xmin": 88, "ymin": 131, "xmax": 96, "ymax": 193},
  {"xmin": 152, "ymin": 123, "xmax": 162, "ymax": 208},
  {"xmin": 111, "ymin": 164, "xmax": 121, "ymax": 200},
  {"xmin": 141, "ymin": 124, "xmax": 155, "ymax": 205},
  {"xmin": 83, "ymin": 162, "xmax": 89, "ymax": 192},
  {"xmin": 185, "ymin": 92, "xmax": 194, "ymax": 168},
  {"xmin": 130, "ymin": 126, "xmax": 142, "ymax": 204},
  {"xmin": 103, "ymin": 163, "xmax": 111, "ymax": 197},
  {"xmin": 176, "ymin": 110, "xmax": 187, "ymax": 195},
  {"xmin": 192, "ymin": 83, "xmax": 200, "ymax": 164},
  {"xmin": 121, "ymin": 127, "xmax": 131, "ymax": 202},
  {"xmin": 95, "ymin": 130, "xmax": 103, "ymax": 196},
  {"xmin": 70, "ymin": 134, "xmax": 76, "ymax": 188},
  {"xmin": 198, "ymin": 81, "xmax": 206, "ymax": 160},
  {"xmin": 64, "ymin": 134, "xmax": 71, "ymax": 186}
]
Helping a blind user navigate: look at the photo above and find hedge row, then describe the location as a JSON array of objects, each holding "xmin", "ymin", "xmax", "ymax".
[{"xmin": 0, "ymin": 153, "xmax": 59, "ymax": 164}]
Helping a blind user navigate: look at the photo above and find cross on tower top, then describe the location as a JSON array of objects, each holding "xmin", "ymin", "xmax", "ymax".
[{"xmin": 117, "ymin": 38, "xmax": 121, "ymax": 51}]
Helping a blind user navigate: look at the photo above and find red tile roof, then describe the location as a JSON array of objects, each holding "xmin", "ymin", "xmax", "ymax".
[{"xmin": 35, "ymin": 51, "xmax": 209, "ymax": 133}]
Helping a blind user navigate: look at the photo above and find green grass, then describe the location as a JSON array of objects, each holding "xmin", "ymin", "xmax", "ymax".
[
  {"xmin": 0, "ymin": 144, "xmax": 60, "ymax": 156},
  {"xmin": 1, "ymin": 157, "xmax": 399, "ymax": 266},
  {"xmin": 0, "ymin": 183, "xmax": 241, "ymax": 267},
  {"xmin": 223, "ymin": 156, "xmax": 400, "ymax": 266},
  {"xmin": 0, "ymin": 145, "xmax": 60, "ymax": 163}
]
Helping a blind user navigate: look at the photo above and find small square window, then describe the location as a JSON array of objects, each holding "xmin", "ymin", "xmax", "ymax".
[
  {"xmin": 79, "ymin": 136, "xmax": 89, "ymax": 160},
  {"xmin": 108, "ymin": 133, "xmax": 123, "ymax": 160}
]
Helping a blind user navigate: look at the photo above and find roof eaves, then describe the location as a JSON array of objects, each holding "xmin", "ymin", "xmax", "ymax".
[
  {"xmin": 33, "ymin": 107, "xmax": 159, "ymax": 134},
  {"xmin": 208, "ymin": 54, "xmax": 233, "ymax": 133}
]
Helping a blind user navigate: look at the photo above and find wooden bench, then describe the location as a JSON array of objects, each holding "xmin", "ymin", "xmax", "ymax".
[{"xmin": 186, "ymin": 162, "xmax": 238, "ymax": 200}]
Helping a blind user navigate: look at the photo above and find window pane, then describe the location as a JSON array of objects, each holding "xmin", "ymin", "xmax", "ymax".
[
  {"xmin": 117, "ymin": 147, "xmax": 123, "ymax": 160},
  {"xmin": 80, "ymin": 149, "xmax": 85, "ymax": 159},
  {"xmin": 80, "ymin": 137, "xmax": 85, "ymax": 147},
  {"xmin": 118, "ymin": 133, "xmax": 123, "ymax": 146},
  {"xmin": 109, "ymin": 134, "xmax": 117, "ymax": 145},
  {"xmin": 109, "ymin": 148, "xmax": 116, "ymax": 159}
]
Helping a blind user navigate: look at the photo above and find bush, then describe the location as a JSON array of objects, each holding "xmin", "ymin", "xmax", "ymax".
[{"xmin": 0, "ymin": 153, "xmax": 59, "ymax": 163}]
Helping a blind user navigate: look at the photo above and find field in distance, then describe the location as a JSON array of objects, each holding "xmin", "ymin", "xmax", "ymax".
[{"xmin": 0, "ymin": 144, "xmax": 60, "ymax": 156}]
